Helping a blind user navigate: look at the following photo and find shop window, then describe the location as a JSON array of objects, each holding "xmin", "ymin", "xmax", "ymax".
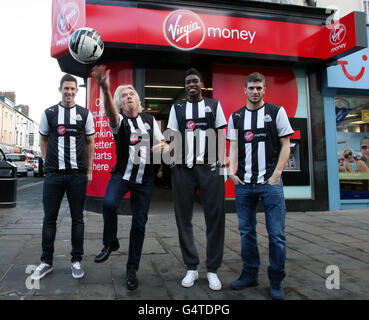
[{"xmin": 336, "ymin": 95, "xmax": 369, "ymax": 199}]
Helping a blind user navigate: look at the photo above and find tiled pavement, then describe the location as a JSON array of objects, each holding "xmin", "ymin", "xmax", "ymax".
[{"xmin": 1, "ymin": 188, "xmax": 369, "ymax": 301}]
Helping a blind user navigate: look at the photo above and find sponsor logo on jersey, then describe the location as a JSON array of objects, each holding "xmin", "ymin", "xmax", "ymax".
[
  {"xmin": 186, "ymin": 121, "xmax": 195, "ymax": 130},
  {"xmin": 244, "ymin": 131, "xmax": 254, "ymax": 142},
  {"xmin": 130, "ymin": 133, "xmax": 139, "ymax": 144},
  {"xmin": 58, "ymin": 126, "xmax": 66, "ymax": 135}
]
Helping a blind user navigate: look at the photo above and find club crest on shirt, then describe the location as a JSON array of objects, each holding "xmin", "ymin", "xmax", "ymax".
[
  {"xmin": 186, "ymin": 120, "xmax": 195, "ymax": 130},
  {"xmin": 205, "ymin": 106, "xmax": 212, "ymax": 113},
  {"xmin": 264, "ymin": 114, "xmax": 272, "ymax": 122},
  {"xmin": 58, "ymin": 126, "xmax": 66, "ymax": 135},
  {"xmin": 144, "ymin": 122, "xmax": 151, "ymax": 131},
  {"xmin": 244, "ymin": 131, "xmax": 254, "ymax": 142},
  {"xmin": 76, "ymin": 114, "xmax": 82, "ymax": 121}
]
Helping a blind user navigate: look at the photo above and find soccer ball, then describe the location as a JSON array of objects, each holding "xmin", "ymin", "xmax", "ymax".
[{"xmin": 68, "ymin": 27, "xmax": 104, "ymax": 64}]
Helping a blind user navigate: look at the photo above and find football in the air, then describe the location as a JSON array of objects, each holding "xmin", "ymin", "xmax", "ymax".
[{"xmin": 68, "ymin": 27, "xmax": 104, "ymax": 64}]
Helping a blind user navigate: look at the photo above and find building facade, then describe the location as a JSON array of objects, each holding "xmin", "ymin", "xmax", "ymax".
[
  {"xmin": 0, "ymin": 97, "xmax": 16, "ymax": 152},
  {"xmin": 323, "ymin": 28, "xmax": 369, "ymax": 210},
  {"xmin": 0, "ymin": 95, "xmax": 41, "ymax": 155},
  {"xmin": 51, "ymin": 0, "xmax": 367, "ymax": 212}
]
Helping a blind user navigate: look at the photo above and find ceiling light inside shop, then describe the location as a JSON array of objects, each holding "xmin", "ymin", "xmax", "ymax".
[
  {"xmin": 144, "ymin": 97, "xmax": 174, "ymax": 100},
  {"xmin": 145, "ymin": 85, "xmax": 184, "ymax": 89}
]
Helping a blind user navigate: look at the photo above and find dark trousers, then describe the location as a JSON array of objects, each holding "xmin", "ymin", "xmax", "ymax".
[
  {"xmin": 41, "ymin": 172, "xmax": 87, "ymax": 265},
  {"xmin": 171, "ymin": 164, "xmax": 225, "ymax": 272},
  {"xmin": 102, "ymin": 174, "xmax": 153, "ymax": 272}
]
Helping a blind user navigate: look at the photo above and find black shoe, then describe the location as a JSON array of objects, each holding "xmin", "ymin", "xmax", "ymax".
[
  {"xmin": 126, "ymin": 271, "xmax": 138, "ymax": 290},
  {"xmin": 94, "ymin": 240, "xmax": 120, "ymax": 263},
  {"xmin": 230, "ymin": 270, "xmax": 259, "ymax": 290}
]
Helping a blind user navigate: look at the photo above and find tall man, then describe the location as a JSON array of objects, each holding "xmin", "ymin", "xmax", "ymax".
[
  {"xmin": 227, "ymin": 72, "xmax": 293, "ymax": 300},
  {"xmin": 91, "ymin": 65, "xmax": 166, "ymax": 290},
  {"xmin": 33, "ymin": 74, "xmax": 95, "ymax": 280},
  {"xmin": 167, "ymin": 68, "xmax": 227, "ymax": 291}
]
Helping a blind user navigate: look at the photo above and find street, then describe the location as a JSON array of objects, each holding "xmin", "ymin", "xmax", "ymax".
[{"xmin": 0, "ymin": 174, "xmax": 369, "ymax": 302}]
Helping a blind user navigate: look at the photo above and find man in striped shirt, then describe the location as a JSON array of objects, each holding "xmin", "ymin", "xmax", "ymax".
[
  {"xmin": 167, "ymin": 68, "xmax": 227, "ymax": 291},
  {"xmin": 227, "ymin": 72, "xmax": 293, "ymax": 300},
  {"xmin": 91, "ymin": 65, "xmax": 166, "ymax": 291},
  {"xmin": 33, "ymin": 74, "xmax": 95, "ymax": 281}
]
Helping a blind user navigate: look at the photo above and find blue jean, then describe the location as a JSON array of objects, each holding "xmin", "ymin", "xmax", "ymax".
[
  {"xmin": 235, "ymin": 182, "xmax": 287, "ymax": 282},
  {"xmin": 41, "ymin": 171, "xmax": 87, "ymax": 265},
  {"xmin": 103, "ymin": 174, "xmax": 153, "ymax": 272}
]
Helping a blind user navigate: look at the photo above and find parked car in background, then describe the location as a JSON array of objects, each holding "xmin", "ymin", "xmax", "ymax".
[
  {"xmin": 31, "ymin": 156, "xmax": 45, "ymax": 177},
  {"xmin": 0, "ymin": 147, "xmax": 6, "ymax": 161},
  {"xmin": 6, "ymin": 153, "xmax": 30, "ymax": 176}
]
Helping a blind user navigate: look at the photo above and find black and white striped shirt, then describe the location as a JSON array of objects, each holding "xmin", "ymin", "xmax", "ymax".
[
  {"xmin": 167, "ymin": 98, "xmax": 227, "ymax": 167},
  {"xmin": 110, "ymin": 113, "xmax": 164, "ymax": 184},
  {"xmin": 227, "ymin": 103, "xmax": 293, "ymax": 183},
  {"xmin": 39, "ymin": 104, "xmax": 95, "ymax": 172}
]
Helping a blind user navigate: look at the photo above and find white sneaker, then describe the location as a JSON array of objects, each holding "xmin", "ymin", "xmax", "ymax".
[
  {"xmin": 207, "ymin": 272, "xmax": 222, "ymax": 291},
  {"xmin": 71, "ymin": 262, "xmax": 84, "ymax": 279},
  {"xmin": 181, "ymin": 270, "xmax": 198, "ymax": 288},
  {"xmin": 32, "ymin": 263, "xmax": 54, "ymax": 280}
]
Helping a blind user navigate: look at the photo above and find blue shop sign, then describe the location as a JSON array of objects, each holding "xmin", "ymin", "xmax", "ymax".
[{"xmin": 327, "ymin": 26, "xmax": 369, "ymax": 89}]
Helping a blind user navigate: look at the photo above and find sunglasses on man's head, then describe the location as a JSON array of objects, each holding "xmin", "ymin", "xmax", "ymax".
[
  {"xmin": 361, "ymin": 145, "xmax": 369, "ymax": 150},
  {"xmin": 344, "ymin": 152, "xmax": 352, "ymax": 158}
]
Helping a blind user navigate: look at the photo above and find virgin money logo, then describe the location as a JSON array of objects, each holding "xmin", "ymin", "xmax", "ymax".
[
  {"xmin": 164, "ymin": 9, "xmax": 205, "ymax": 51},
  {"xmin": 244, "ymin": 131, "xmax": 254, "ymax": 142},
  {"xmin": 186, "ymin": 121, "xmax": 195, "ymax": 130},
  {"xmin": 58, "ymin": 126, "xmax": 66, "ymax": 135},
  {"xmin": 130, "ymin": 133, "xmax": 139, "ymax": 144},
  {"xmin": 57, "ymin": 2, "xmax": 79, "ymax": 35},
  {"xmin": 329, "ymin": 23, "xmax": 346, "ymax": 46}
]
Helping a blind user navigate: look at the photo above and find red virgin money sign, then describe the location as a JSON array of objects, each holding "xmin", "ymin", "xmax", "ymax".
[
  {"xmin": 164, "ymin": 9, "xmax": 205, "ymax": 50},
  {"xmin": 53, "ymin": 3, "xmax": 366, "ymax": 62},
  {"xmin": 300, "ymin": 11, "xmax": 367, "ymax": 61},
  {"xmin": 51, "ymin": 0, "xmax": 86, "ymax": 58},
  {"xmin": 329, "ymin": 23, "xmax": 346, "ymax": 46}
]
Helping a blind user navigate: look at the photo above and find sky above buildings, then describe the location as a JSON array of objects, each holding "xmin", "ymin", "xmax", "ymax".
[{"xmin": 0, "ymin": 0, "xmax": 86, "ymax": 124}]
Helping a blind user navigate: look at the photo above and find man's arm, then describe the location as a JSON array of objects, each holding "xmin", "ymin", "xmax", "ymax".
[
  {"xmin": 85, "ymin": 135, "xmax": 95, "ymax": 186},
  {"xmin": 228, "ymin": 140, "xmax": 245, "ymax": 185},
  {"xmin": 40, "ymin": 135, "xmax": 49, "ymax": 159},
  {"xmin": 267, "ymin": 136, "xmax": 291, "ymax": 185},
  {"xmin": 91, "ymin": 65, "xmax": 120, "ymax": 127}
]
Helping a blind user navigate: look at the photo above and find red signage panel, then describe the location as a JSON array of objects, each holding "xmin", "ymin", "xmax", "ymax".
[
  {"xmin": 80, "ymin": 4, "xmax": 366, "ymax": 61},
  {"xmin": 300, "ymin": 11, "xmax": 366, "ymax": 61},
  {"xmin": 51, "ymin": 0, "xmax": 86, "ymax": 58}
]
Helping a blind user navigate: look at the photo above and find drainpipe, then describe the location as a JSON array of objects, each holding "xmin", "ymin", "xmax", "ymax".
[{"xmin": 307, "ymin": 0, "xmax": 317, "ymax": 6}]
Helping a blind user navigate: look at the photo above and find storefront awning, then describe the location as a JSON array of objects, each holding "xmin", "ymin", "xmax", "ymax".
[{"xmin": 51, "ymin": 0, "xmax": 367, "ymax": 66}]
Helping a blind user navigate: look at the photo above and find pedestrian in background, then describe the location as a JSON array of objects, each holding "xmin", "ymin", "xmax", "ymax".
[
  {"xmin": 227, "ymin": 72, "xmax": 293, "ymax": 300},
  {"xmin": 32, "ymin": 74, "xmax": 95, "ymax": 280}
]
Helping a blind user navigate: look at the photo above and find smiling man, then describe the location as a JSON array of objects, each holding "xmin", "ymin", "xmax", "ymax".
[
  {"xmin": 227, "ymin": 72, "xmax": 293, "ymax": 300},
  {"xmin": 33, "ymin": 74, "xmax": 95, "ymax": 281},
  {"xmin": 167, "ymin": 68, "xmax": 227, "ymax": 291}
]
